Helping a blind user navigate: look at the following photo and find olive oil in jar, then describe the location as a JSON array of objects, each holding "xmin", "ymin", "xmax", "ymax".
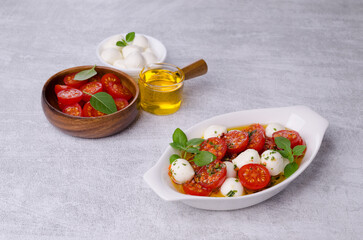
[{"xmin": 139, "ymin": 64, "xmax": 185, "ymax": 115}]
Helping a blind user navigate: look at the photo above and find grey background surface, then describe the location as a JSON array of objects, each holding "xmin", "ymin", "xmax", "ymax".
[{"xmin": 0, "ymin": 0, "xmax": 362, "ymax": 239}]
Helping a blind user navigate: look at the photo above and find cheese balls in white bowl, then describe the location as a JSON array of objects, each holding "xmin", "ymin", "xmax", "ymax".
[{"xmin": 97, "ymin": 33, "xmax": 167, "ymax": 79}]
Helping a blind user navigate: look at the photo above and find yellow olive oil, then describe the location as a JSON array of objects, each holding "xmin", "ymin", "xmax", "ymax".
[{"xmin": 139, "ymin": 69, "xmax": 183, "ymax": 115}]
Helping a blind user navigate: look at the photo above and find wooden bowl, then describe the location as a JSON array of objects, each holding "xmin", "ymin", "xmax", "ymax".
[{"xmin": 41, "ymin": 65, "xmax": 140, "ymax": 138}]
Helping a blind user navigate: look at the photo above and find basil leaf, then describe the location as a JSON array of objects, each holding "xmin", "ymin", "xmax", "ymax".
[
  {"xmin": 169, "ymin": 154, "xmax": 180, "ymax": 164},
  {"xmin": 277, "ymin": 149, "xmax": 290, "ymax": 159},
  {"xmin": 186, "ymin": 138, "xmax": 204, "ymax": 147},
  {"xmin": 126, "ymin": 32, "xmax": 135, "ymax": 42},
  {"xmin": 89, "ymin": 92, "xmax": 117, "ymax": 114},
  {"xmin": 284, "ymin": 162, "xmax": 299, "ymax": 178},
  {"xmin": 116, "ymin": 40, "xmax": 127, "ymax": 47},
  {"xmin": 172, "ymin": 128, "xmax": 187, "ymax": 147},
  {"xmin": 274, "ymin": 137, "xmax": 292, "ymax": 152},
  {"xmin": 169, "ymin": 142, "xmax": 184, "ymax": 150},
  {"xmin": 74, "ymin": 65, "xmax": 97, "ymax": 81},
  {"xmin": 185, "ymin": 147, "xmax": 199, "ymax": 153},
  {"xmin": 293, "ymin": 145, "xmax": 306, "ymax": 156},
  {"xmin": 193, "ymin": 151, "xmax": 216, "ymax": 167}
]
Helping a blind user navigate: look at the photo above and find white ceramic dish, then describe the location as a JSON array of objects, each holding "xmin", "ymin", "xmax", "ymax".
[
  {"xmin": 143, "ymin": 105, "xmax": 329, "ymax": 210},
  {"xmin": 96, "ymin": 34, "xmax": 167, "ymax": 79}
]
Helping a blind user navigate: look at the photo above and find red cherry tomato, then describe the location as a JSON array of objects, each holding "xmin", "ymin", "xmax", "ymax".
[
  {"xmin": 88, "ymin": 75, "xmax": 101, "ymax": 82},
  {"xmin": 247, "ymin": 129, "xmax": 265, "ymax": 152},
  {"xmin": 80, "ymin": 82, "xmax": 103, "ymax": 102},
  {"xmin": 263, "ymin": 136, "xmax": 277, "ymax": 151},
  {"xmin": 62, "ymin": 103, "xmax": 82, "ymax": 117},
  {"xmin": 238, "ymin": 163, "xmax": 270, "ymax": 190},
  {"xmin": 57, "ymin": 88, "xmax": 83, "ymax": 106},
  {"xmin": 106, "ymin": 82, "xmax": 133, "ymax": 100},
  {"xmin": 245, "ymin": 123, "xmax": 265, "ymax": 134},
  {"xmin": 273, "ymin": 130, "xmax": 303, "ymax": 149},
  {"xmin": 189, "ymin": 160, "xmax": 202, "ymax": 173},
  {"xmin": 200, "ymin": 137, "xmax": 227, "ymax": 161},
  {"xmin": 114, "ymin": 98, "xmax": 129, "ymax": 111},
  {"xmin": 101, "ymin": 73, "xmax": 120, "ymax": 89},
  {"xmin": 82, "ymin": 102, "xmax": 94, "ymax": 117},
  {"xmin": 63, "ymin": 73, "xmax": 84, "ymax": 89},
  {"xmin": 91, "ymin": 108, "xmax": 106, "ymax": 117},
  {"xmin": 224, "ymin": 130, "xmax": 249, "ymax": 154},
  {"xmin": 54, "ymin": 85, "xmax": 73, "ymax": 94},
  {"xmin": 183, "ymin": 179, "xmax": 212, "ymax": 196},
  {"xmin": 198, "ymin": 161, "xmax": 227, "ymax": 190}
]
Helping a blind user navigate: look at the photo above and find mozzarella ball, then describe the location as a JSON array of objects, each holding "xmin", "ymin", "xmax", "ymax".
[
  {"xmin": 170, "ymin": 159, "xmax": 195, "ymax": 184},
  {"xmin": 132, "ymin": 34, "xmax": 149, "ymax": 49},
  {"xmin": 142, "ymin": 51, "xmax": 158, "ymax": 65},
  {"xmin": 232, "ymin": 149, "xmax": 261, "ymax": 169},
  {"xmin": 223, "ymin": 161, "xmax": 237, "ymax": 178},
  {"xmin": 283, "ymin": 157, "xmax": 290, "ymax": 168},
  {"xmin": 101, "ymin": 48, "xmax": 123, "ymax": 65},
  {"xmin": 122, "ymin": 45, "xmax": 142, "ymax": 58},
  {"xmin": 261, "ymin": 150, "xmax": 284, "ymax": 176},
  {"xmin": 203, "ymin": 125, "xmax": 227, "ymax": 139},
  {"xmin": 113, "ymin": 59, "xmax": 127, "ymax": 69},
  {"xmin": 124, "ymin": 52, "xmax": 145, "ymax": 69},
  {"xmin": 144, "ymin": 47, "xmax": 153, "ymax": 53},
  {"xmin": 220, "ymin": 178, "xmax": 243, "ymax": 197},
  {"xmin": 265, "ymin": 123, "xmax": 285, "ymax": 138},
  {"xmin": 102, "ymin": 35, "xmax": 124, "ymax": 50}
]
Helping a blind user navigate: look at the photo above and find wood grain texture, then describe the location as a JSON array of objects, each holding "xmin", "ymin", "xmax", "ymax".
[
  {"xmin": 182, "ymin": 59, "xmax": 208, "ymax": 80},
  {"xmin": 41, "ymin": 66, "xmax": 140, "ymax": 138}
]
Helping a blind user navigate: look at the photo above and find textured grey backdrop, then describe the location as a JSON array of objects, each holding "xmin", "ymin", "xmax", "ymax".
[{"xmin": 0, "ymin": 0, "xmax": 362, "ymax": 239}]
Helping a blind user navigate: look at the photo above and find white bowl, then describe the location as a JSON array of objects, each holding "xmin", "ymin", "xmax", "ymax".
[
  {"xmin": 143, "ymin": 105, "xmax": 329, "ymax": 210},
  {"xmin": 96, "ymin": 34, "xmax": 167, "ymax": 79}
]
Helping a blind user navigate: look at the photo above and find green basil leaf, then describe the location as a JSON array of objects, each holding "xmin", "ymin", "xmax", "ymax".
[
  {"xmin": 172, "ymin": 128, "xmax": 187, "ymax": 147},
  {"xmin": 277, "ymin": 149, "xmax": 290, "ymax": 159},
  {"xmin": 284, "ymin": 162, "xmax": 299, "ymax": 178},
  {"xmin": 293, "ymin": 145, "xmax": 306, "ymax": 156},
  {"xmin": 169, "ymin": 142, "xmax": 184, "ymax": 150},
  {"xmin": 89, "ymin": 92, "xmax": 117, "ymax": 114},
  {"xmin": 193, "ymin": 151, "xmax": 216, "ymax": 167},
  {"xmin": 185, "ymin": 147, "xmax": 199, "ymax": 153},
  {"xmin": 274, "ymin": 137, "xmax": 292, "ymax": 152},
  {"xmin": 116, "ymin": 41, "xmax": 127, "ymax": 47},
  {"xmin": 186, "ymin": 138, "xmax": 204, "ymax": 147},
  {"xmin": 126, "ymin": 32, "xmax": 135, "ymax": 42},
  {"xmin": 169, "ymin": 154, "xmax": 180, "ymax": 164},
  {"xmin": 74, "ymin": 65, "xmax": 97, "ymax": 81}
]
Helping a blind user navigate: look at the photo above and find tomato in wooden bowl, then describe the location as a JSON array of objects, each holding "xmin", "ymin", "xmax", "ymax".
[{"xmin": 41, "ymin": 65, "xmax": 139, "ymax": 138}]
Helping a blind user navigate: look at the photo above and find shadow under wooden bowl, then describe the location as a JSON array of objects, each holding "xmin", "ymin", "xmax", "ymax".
[{"xmin": 41, "ymin": 65, "xmax": 140, "ymax": 138}]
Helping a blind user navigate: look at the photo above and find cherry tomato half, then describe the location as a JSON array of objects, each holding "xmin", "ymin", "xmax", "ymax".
[
  {"xmin": 273, "ymin": 130, "xmax": 303, "ymax": 149},
  {"xmin": 198, "ymin": 161, "xmax": 227, "ymax": 190},
  {"xmin": 92, "ymin": 108, "xmax": 106, "ymax": 117},
  {"xmin": 57, "ymin": 88, "xmax": 83, "ymax": 106},
  {"xmin": 54, "ymin": 85, "xmax": 73, "ymax": 94},
  {"xmin": 263, "ymin": 136, "xmax": 277, "ymax": 151},
  {"xmin": 245, "ymin": 123, "xmax": 265, "ymax": 135},
  {"xmin": 114, "ymin": 98, "xmax": 129, "ymax": 111},
  {"xmin": 247, "ymin": 129, "xmax": 265, "ymax": 152},
  {"xmin": 224, "ymin": 130, "xmax": 249, "ymax": 154},
  {"xmin": 200, "ymin": 137, "xmax": 227, "ymax": 161},
  {"xmin": 82, "ymin": 102, "xmax": 94, "ymax": 117},
  {"xmin": 101, "ymin": 73, "xmax": 120, "ymax": 89},
  {"xmin": 238, "ymin": 163, "xmax": 270, "ymax": 190},
  {"xmin": 183, "ymin": 179, "xmax": 212, "ymax": 196},
  {"xmin": 88, "ymin": 75, "xmax": 101, "ymax": 83},
  {"xmin": 62, "ymin": 103, "xmax": 82, "ymax": 117},
  {"xmin": 80, "ymin": 82, "xmax": 103, "ymax": 102},
  {"xmin": 63, "ymin": 73, "xmax": 84, "ymax": 89},
  {"xmin": 106, "ymin": 82, "xmax": 133, "ymax": 100}
]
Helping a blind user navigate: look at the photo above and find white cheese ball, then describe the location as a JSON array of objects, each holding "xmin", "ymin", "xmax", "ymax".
[
  {"xmin": 283, "ymin": 157, "xmax": 290, "ymax": 168},
  {"xmin": 170, "ymin": 159, "xmax": 195, "ymax": 184},
  {"xmin": 261, "ymin": 150, "xmax": 284, "ymax": 176},
  {"xmin": 132, "ymin": 34, "xmax": 149, "ymax": 49},
  {"xmin": 232, "ymin": 149, "xmax": 261, "ymax": 169},
  {"xmin": 102, "ymin": 35, "xmax": 124, "ymax": 50},
  {"xmin": 113, "ymin": 59, "xmax": 127, "ymax": 69},
  {"xmin": 220, "ymin": 178, "xmax": 243, "ymax": 197},
  {"xmin": 101, "ymin": 48, "xmax": 123, "ymax": 65},
  {"xmin": 203, "ymin": 125, "xmax": 227, "ymax": 139},
  {"xmin": 265, "ymin": 123, "xmax": 285, "ymax": 138},
  {"xmin": 223, "ymin": 161, "xmax": 237, "ymax": 178},
  {"xmin": 124, "ymin": 52, "xmax": 145, "ymax": 69},
  {"xmin": 144, "ymin": 47, "xmax": 153, "ymax": 53},
  {"xmin": 122, "ymin": 45, "xmax": 142, "ymax": 58},
  {"xmin": 142, "ymin": 51, "xmax": 158, "ymax": 65}
]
